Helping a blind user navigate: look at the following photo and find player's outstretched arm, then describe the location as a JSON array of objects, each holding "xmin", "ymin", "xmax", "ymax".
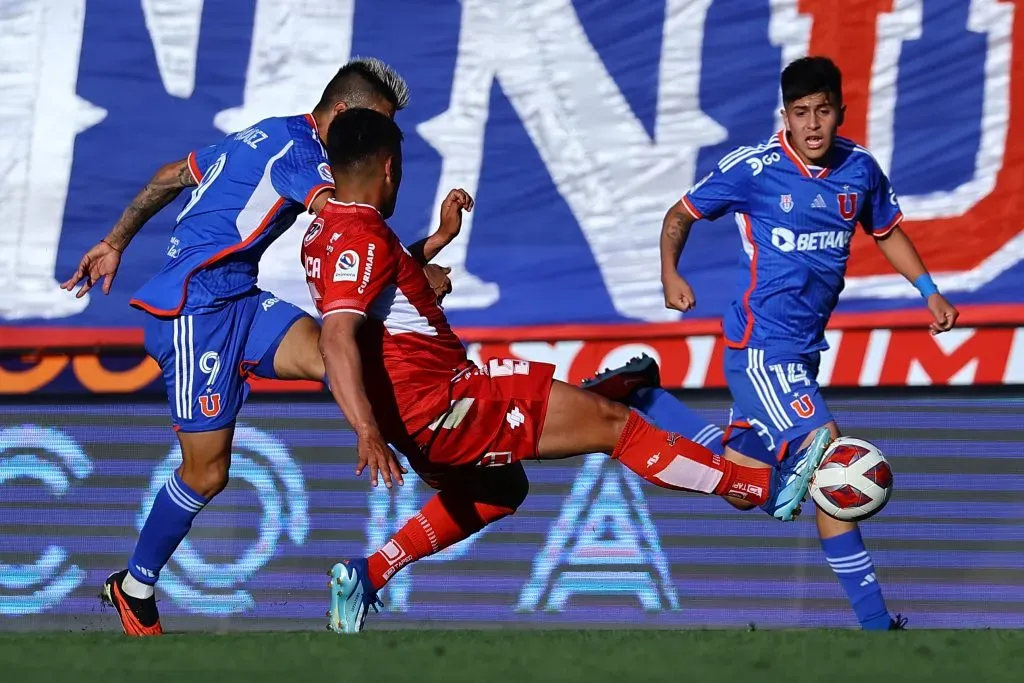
[
  {"xmin": 60, "ymin": 158, "xmax": 198, "ymax": 298},
  {"xmin": 408, "ymin": 188, "xmax": 474, "ymax": 265},
  {"xmin": 660, "ymin": 201, "xmax": 698, "ymax": 313},
  {"xmin": 105, "ymin": 158, "xmax": 197, "ymax": 251},
  {"xmin": 874, "ymin": 226, "xmax": 959, "ymax": 335},
  {"xmin": 319, "ymin": 312, "xmax": 407, "ymax": 488}
]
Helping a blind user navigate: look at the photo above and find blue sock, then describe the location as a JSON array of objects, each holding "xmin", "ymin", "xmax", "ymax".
[
  {"xmin": 821, "ymin": 527, "xmax": 892, "ymax": 630},
  {"xmin": 128, "ymin": 470, "xmax": 209, "ymax": 585},
  {"xmin": 631, "ymin": 387, "xmax": 724, "ymax": 454}
]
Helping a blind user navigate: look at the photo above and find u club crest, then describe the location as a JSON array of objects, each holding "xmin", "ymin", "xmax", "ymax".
[{"xmin": 779, "ymin": 194, "xmax": 794, "ymax": 213}]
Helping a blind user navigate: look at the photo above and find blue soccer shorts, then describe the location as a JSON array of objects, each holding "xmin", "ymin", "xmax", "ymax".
[
  {"xmin": 143, "ymin": 290, "xmax": 309, "ymax": 432},
  {"xmin": 722, "ymin": 346, "xmax": 834, "ymax": 464}
]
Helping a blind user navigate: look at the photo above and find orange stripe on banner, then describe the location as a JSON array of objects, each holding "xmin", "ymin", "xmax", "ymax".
[
  {"xmin": 3, "ymin": 303, "xmax": 1024, "ymax": 352},
  {"xmin": 0, "ymin": 356, "xmax": 70, "ymax": 393},
  {"xmin": 72, "ymin": 356, "xmax": 161, "ymax": 393}
]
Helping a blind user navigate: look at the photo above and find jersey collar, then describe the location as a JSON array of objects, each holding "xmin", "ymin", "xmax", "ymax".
[
  {"xmin": 327, "ymin": 198, "xmax": 383, "ymax": 217},
  {"xmin": 779, "ymin": 130, "xmax": 831, "ymax": 179},
  {"xmin": 304, "ymin": 113, "xmax": 322, "ymax": 141}
]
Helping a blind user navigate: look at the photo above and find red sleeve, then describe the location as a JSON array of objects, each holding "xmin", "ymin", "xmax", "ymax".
[{"xmin": 321, "ymin": 229, "xmax": 398, "ymax": 317}]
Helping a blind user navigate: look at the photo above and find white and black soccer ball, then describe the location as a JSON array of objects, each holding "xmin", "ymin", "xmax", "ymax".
[{"xmin": 809, "ymin": 437, "xmax": 894, "ymax": 522}]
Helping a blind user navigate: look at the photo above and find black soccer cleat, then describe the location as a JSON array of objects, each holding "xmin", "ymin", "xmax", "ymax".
[
  {"xmin": 100, "ymin": 569, "xmax": 163, "ymax": 636},
  {"xmin": 889, "ymin": 613, "xmax": 908, "ymax": 630},
  {"xmin": 579, "ymin": 353, "xmax": 662, "ymax": 404}
]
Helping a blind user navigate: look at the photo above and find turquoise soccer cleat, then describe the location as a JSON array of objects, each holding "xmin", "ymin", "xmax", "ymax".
[
  {"xmin": 326, "ymin": 558, "xmax": 383, "ymax": 634},
  {"xmin": 764, "ymin": 427, "xmax": 833, "ymax": 521}
]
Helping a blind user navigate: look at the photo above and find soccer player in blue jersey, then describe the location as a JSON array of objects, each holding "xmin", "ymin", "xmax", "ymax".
[
  {"xmin": 584, "ymin": 57, "xmax": 958, "ymax": 630},
  {"xmin": 61, "ymin": 58, "xmax": 460, "ymax": 636}
]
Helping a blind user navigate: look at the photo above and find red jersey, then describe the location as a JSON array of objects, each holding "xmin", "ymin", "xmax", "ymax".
[{"xmin": 301, "ymin": 200, "xmax": 470, "ymax": 444}]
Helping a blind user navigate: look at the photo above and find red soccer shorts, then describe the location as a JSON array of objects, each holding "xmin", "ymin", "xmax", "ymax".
[{"xmin": 412, "ymin": 357, "xmax": 556, "ymax": 472}]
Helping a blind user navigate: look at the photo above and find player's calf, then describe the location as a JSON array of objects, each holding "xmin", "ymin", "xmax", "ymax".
[
  {"xmin": 329, "ymin": 465, "xmax": 529, "ymax": 633},
  {"xmin": 539, "ymin": 381, "xmax": 774, "ymax": 507},
  {"xmin": 106, "ymin": 428, "xmax": 230, "ymax": 636}
]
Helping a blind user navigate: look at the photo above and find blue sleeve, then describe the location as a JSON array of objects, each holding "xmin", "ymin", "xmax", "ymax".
[
  {"xmin": 681, "ymin": 154, "xmax": 750, "ymax": 221},
  {"xmin": 270, "ymin": 138, "xmax": 334, "ymax": 211},
  {"xmin": 187, "ymin": 144, "xmax": 221, "ymax": 183},
  {"xmin": 860, "ymin": 159, "xmax": 903, "ymax": 237}
]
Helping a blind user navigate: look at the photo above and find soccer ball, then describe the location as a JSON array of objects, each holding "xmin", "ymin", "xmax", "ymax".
[{"xmin": 809, "ymin": 437, "xmax": 893, "ymax": 522}]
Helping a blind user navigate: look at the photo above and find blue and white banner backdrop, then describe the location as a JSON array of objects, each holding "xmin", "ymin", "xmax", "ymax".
[{"xmin": 1, "ymin": 0, "xmax": 1022, "ymax": 332}]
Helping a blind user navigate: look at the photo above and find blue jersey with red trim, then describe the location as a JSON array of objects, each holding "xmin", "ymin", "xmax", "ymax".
[
  {"xmin": 681, "ymin": 132, "xmax": 903, "ymax": 355},
  {"xmin": 131, "ymin": 114, "xmax": 333, "ymax": 316}
]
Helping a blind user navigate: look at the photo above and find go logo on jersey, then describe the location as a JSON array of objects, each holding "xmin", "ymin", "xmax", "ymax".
[{"xmin": 746, "ymin": 152, "xmax": 781, "ymax": 176}]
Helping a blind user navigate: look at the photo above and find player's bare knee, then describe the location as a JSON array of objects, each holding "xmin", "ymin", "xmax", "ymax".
[
  {"xmin": 178, "ymin": 439, "xmax": 232, "ymax": 499},
  {"xmin": 593, "ymin": 394, "xmax": 630, "ymax": 438},
  {"xmin": 274, "ymin": 316, "xmax": 325, "ymax": 381},
  {"xmin": 179, "ymin": 457, "xmax": 230, "ymax": 499}
]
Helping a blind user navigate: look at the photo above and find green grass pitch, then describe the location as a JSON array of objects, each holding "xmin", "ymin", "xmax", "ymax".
[{"xmin": 3, "ymin": 629, "xmax": 1024, "ymax": 683}]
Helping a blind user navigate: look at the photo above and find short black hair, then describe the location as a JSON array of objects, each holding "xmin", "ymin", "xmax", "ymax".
[
  {"xmin": 315, "ymin": 56, "xmax": 410, "ymax": 113},
  {"xmin": 781, "ymin": 56, "xmax": 843, "ymax": 107},
  {"xmin": 326, "ymin": 108, "xmax": 404, "ymax": 176}
]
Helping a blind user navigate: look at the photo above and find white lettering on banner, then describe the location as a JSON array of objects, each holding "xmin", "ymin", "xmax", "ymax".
[
  {"xmin": 683, "ymin": 335, "xmax": 716, "ymax": 388},
  {"xmin": 213, "ymin": 0, "xmax": 354, "ymax": 134},
  {"xmin": 871, "ymin": 0, "xmax": 1012, "ymax": 221},
  {"xmin": 844, "ymin": 0, "xmax": 1018, "ymax": 301},
  {"xmin": 0, "ymin": 0, "xmax": 107, "ymax": 321},
  {"xmin": 1005, "ymin": 329, "xmax": 1024, "ymax": 383},
  {"xmin": 908, "ymin": 329, "xmax": 980, "ymax": 386},
  {"xmin": 507, "ymin": 342, "xmax": 584, "ymax": 382},
  {"xmin": 816, "ymin": 330, "xmax": 844, "ymax": 386},
  {"xmin": 141, "ymin": 0, "xmax": 204, "ymax": 98},
  {"xmin": 419, "ymin": 0, "xmax": 726, "ymax": 322},
  {"xmin": 858, "ymin": 329, "xmax": 891, "ymax": 387},
  {"xmin": 768, "ymin": 0, "xmax": 813, "ymax": 131},
  {"xmin": 230, "ymin": 0, "xmax": 355, "ymax": 314},
  {"xmin": 462, "ymin": 326, "xmax": 1022, "ymax": 390}
]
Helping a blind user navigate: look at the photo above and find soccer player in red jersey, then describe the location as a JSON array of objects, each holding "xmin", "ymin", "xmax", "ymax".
[{"xmin": 303, "ymin": 108, "xmax": 825, "ymax": 633}]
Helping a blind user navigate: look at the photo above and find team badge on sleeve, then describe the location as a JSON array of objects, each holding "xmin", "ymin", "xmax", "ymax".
[
  {"xmin": 317, "ymin": 162, "xmax": 333, "ymax": 183},
  {"xmin": 334, "ymin": 250, "xmax": 359, "ymax": 283},
  {"xmin": 303, "ymin": 218, "xmax": 324, "ymax": 246}
]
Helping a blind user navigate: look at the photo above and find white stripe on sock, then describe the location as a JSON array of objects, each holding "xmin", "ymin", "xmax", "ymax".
[{"xmin": 166, "ymin": 475, "xmax": 204, "ymax": 512}]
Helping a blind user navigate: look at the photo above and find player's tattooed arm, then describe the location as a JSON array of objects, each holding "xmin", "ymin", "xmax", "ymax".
[
  {"xmin": 660, "ymin": 201, "xmax": 697, "ymax": 274},
  {"xmin": 104, "ymin": 158, "xmax": 197, "ymax": 251},
  {"xmin": 62, "ymin": 157, "xmax": 197, "ymax": 297},
  {"xmin": 659, "ymin": 202, "xmax": 699, "ymax": 312}
]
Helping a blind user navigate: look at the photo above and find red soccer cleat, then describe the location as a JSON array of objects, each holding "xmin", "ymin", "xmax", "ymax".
[
  {"xmin": 579, "ymin": 354, "xmax": 662, "ymax": 403},
  {"xmin": 100, "ymin": 569, "xmax": 164, "ymax": 637}
]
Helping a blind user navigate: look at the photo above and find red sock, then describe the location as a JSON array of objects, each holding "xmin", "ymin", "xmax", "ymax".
[
  {"xmin": 612, "ymin": 411, "xmax": 770, "ymax": 505},
  {"xmin": 366, "ymin": 490, "xmax": 516, "ymax": 590}
]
